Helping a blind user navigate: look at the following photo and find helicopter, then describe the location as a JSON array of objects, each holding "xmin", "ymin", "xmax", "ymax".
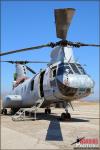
[{"xmin": 0, "ymin": 8, "xmax": 100, "ymax": 120}]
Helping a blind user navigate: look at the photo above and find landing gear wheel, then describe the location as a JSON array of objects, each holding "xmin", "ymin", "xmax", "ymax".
[
  {"xmin": 0, "ymin": 109, "xmax": 3, "ymax": 114},
  {"xmin": 45, "ymin": 109, "xmax": 47, "ymax": 114},
  {"xmin": 66, "ymin": 113, "xmax": 71, "ymax": 120},
  {"xmin": 61, "ymin": 113, "xmax": 66, "ymax": 120},
  {"xmin": 45, "ymin": 108, "xmax": 51, "ymax": 114},
  {"xmin": 61, "ymin": 112, "xmax": 71, "ymax": 121},
  {"xmin": 2, "ymin": 109, "xmax": 7, "ymax": 115},
  {"xmin": 4, "ymin": 109, "xmax": 7, "ymax": 115},
  {"xmin": 48, "ymin": 109, "xmax": 51, "ymax": 114}
]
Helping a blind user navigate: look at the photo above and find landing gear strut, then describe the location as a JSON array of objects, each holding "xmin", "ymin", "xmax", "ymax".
[
  {"xmin": 10, "ymin": 108, "xmax": 19, "ymax": 115},
  {"xmin": 45, "ymin": 107, "xmax": 51, "ymax": 114},
  {"xmin": 60, "ymin": 104, "xmax": 71, "ymax": 121}
]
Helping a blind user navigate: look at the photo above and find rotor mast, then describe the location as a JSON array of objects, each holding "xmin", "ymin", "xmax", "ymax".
[
  {"xmin": 50, "ymin": 8, "xmax": 75, "ymax": 64},
  {"xmin": 50, "ymin": 46, "xmax": 75, "ymax": 64}
]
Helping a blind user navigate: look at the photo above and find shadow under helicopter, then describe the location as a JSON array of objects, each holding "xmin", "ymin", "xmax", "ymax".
[
  {"xmin": 6, "ymin": 112, "xmax": 89, "ymax": 141},
  {"xmin": 35, "ymin": 113, "xmax": 89, "ymax": 122},
  {"xmin": 7, "ymin": 112, "xmax": 89, "ymax": 122},
  {"xmin": 36, "ymin": 113, "xmax": 89, "ymax": 141},
  {"xmin": 45, "ymin": 120, "xmax": 63, "ymax": 141}
]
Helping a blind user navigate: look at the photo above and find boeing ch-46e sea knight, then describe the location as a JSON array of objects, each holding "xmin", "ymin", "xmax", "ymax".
[{"xmin": 0, "ymin": 8, "xmax": 99, "ymax": 121}]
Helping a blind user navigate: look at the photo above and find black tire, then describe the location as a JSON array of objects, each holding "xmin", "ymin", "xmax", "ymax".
[
  {"xmin": 61, "ymin": 112, "xmax": 71, "ymax": 121},
  {"xmin": 45, "ymin": 109, "xmax": 48, "ymax": 114},
  {"xmin": 66, "ymin": 113, "xmax": 71, "ymax": 120},
  {"xmin": 48, "ymin": 109, "xmax": 51, "ymax": 114},
  {"xmin": 1, "ymin": 109, "xmax": 3, "ymax": 114},
  {"xmin": 3, "ymin": 109, "xmax": 7, "ymax": 115},
  {"xmin": 61, "ymin": 113, "xmax": 66, "ymax": 120}
]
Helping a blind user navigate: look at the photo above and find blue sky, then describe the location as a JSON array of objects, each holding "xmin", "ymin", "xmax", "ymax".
[{"xmin": 1, "ymin": 1, "xmax": 99, "ymax": 100}]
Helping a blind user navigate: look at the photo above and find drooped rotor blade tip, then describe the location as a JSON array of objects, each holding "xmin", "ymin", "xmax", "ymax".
[
  {"xmin": 0, "ymin": 60, "xmax": 49, "ymax": 64},
  {"xmin": 54, "ymin": 8, "xmax": 75, "ymax": 40},
  {"xmin": 14, "ymin": 60, "xmax": 49, "ymax": 64},
  {"xmin": 0, "ymin": 43, "xmax": 50, "ymax": 56}
]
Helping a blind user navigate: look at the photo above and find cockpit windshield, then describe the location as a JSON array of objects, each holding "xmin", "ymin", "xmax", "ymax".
[
  {"xmin": 76, "ymin": 64, "xmax": 86, "ymax": 74},
  {"xmin": 70, "ymin": 63, "xmax": 80, "ymax": 74},
  {"xmin": 57, "ymin": 63, "xmax": 73, "ymax": 75},
  {"xmin": 57, "ymin": 63, "xmax": 86, "ymax": 75}
]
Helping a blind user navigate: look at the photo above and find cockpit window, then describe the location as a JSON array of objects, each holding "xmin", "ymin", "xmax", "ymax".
[
  {"xmin": 51, "ymin": 66, "xmax": 57, "ymax": 77},
  {"xmin": 57, "ymin": 63, "xmax": 86, "ymax": 75},
  {"xmin": 53, "ymin": 69, "xmax": 56, "ymax": 77},
  {"xmin": 58, "ymin": 63, "xmax": 73, "ymax": 75},
  {"xmin": 70, "ymin": 63, "xmax": 80, "ymax": 74},
  {"xmin": 76, "ymin": 64, "xmax": 86, "ymax": 74}
]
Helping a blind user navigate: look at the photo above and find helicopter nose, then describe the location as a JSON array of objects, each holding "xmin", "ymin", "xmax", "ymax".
[
  {"xmin": 57, "ymin": 74, "xmax": 94, "ymax": 98},
  {"xmin": 67, "ymin": 75, "xmax": 94, "ymax": 89},
  {"xmin": 57, "ymin": 74, "xmax": 94, "ymax": 89}
]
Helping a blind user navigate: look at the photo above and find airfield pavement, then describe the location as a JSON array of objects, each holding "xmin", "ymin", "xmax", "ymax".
[{"xmin": 1, "ymin": 101, "xmax": 100, "ymax": 149}]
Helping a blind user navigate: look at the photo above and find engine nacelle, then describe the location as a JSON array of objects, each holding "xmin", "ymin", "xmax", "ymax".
[{"xmin": 3, "ymin": 95, "xmax": 22, "ymax": 108}]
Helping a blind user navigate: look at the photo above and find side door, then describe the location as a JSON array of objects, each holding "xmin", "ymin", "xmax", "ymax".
[
  {"xmin": 50, "ymin": 66, "xmax": 58, "ymax": 98},
  {"xmin": 39, "ymin": 70, "xmax": 45, "ymax": 98}
]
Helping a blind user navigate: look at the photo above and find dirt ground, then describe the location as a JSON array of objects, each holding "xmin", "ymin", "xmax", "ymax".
[{"xmin": 1, "ymin": 101, "xmax": 100, "ymax": 149}]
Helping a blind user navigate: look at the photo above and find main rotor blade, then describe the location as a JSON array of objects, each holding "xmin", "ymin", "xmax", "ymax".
[
  {"xmin": 73, "ymin": 43, "xmax": 100, "ymax": 47},
  {"xmin": 66, "ymin": 41, "xmax": 100, "ymax": 47},
  {"xmin": 53, "ymin": 40, "xmax": 100, "ymax": 48},
  {"xmin": 0, "ymin": 60, "xmax": 49, "ymax": 64},
  {"xmin": 0, "ymin": 60, "xmax": 15, "ymax": 63},
  {"xmin": 0, "ymin": 40, "xmax": 100, "ymax": 57},
  {"xmin": 54, "ymin": 8, "xmax": 75, "ymax": 40},
  {"xmin": 26, "ymin": 65, "xmax": 36, "ymax": 74},
  {"xmin": 0, "ymin": 44, "xmax": 50, "ymax": 56}
]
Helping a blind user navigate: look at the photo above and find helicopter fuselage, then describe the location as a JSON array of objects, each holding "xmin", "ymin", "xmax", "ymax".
[{"xmin": 3, "ymin": 62, "xmax": 94, "ymax": 109}]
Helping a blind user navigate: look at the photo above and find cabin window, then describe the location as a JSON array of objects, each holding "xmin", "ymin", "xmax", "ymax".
[
  {"xmin": 53, "ymin": 69, "xmax": 56, "ymax": 77},
  {"xmin": 31, "ymin": 80, "xmax": 34, "ymax": 91}
]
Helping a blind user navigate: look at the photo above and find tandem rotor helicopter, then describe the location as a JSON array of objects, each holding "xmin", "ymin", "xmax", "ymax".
[{"xmin": 0, "ymin": 8, "xmax": 100, "ymax": 121}]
